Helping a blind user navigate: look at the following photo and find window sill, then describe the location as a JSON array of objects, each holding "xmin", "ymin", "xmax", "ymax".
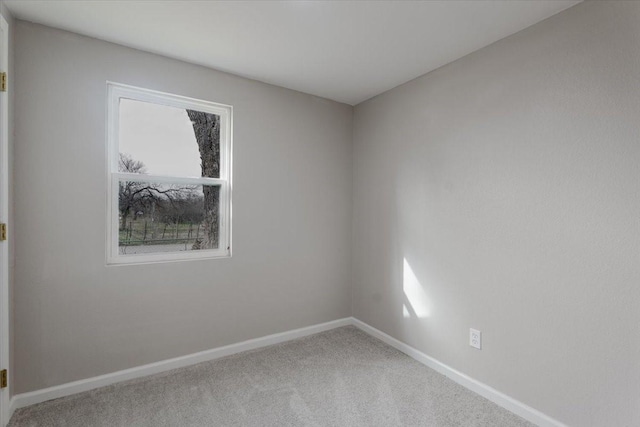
[{"xmin": 107, "ymin": 249, "xmax": 231, "ymax": 266}]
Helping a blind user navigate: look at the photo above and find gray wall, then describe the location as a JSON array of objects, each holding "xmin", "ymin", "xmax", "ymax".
[
  {"xmin": 352, "ymin": 2, "xmax": 640, "ymax": 426},
  {"xmin": 13, "ymin": 21, "xmax": 352, "ymax": 394}
]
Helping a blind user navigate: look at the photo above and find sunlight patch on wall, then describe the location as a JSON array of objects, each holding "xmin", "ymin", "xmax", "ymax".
[{"xmin": 403, "ymin": 258, "xmax": 430, "ymax": 318}]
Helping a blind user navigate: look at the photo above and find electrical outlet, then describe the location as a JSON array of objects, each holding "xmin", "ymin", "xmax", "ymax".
[{"xmin": 470, "ymin": 328, "xmax": 482, "ymax": 350}]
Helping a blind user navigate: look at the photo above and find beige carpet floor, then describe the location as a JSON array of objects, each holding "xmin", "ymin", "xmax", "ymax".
[{"xmin": 9, "ymin": 326, "xmax": 534, "ymax": 426}]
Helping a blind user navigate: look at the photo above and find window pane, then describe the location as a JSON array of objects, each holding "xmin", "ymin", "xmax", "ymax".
[
  {"xmin": 119, "ymin": 99, "xmax": 221, "ymax": 178},
  {"xmin": 118, "ymin": 181, "xmax": 220, "ymax": 255}
]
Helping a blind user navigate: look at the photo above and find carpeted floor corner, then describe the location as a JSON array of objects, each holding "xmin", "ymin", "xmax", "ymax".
[{"xmin": 9, "ymin": 326, "xmax": 534, "ymax": 426}]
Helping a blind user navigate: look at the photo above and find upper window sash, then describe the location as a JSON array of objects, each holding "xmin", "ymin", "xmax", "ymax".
[{"xmin": 107, "ymin": 82, "xmax": 232, "ymax": 181}]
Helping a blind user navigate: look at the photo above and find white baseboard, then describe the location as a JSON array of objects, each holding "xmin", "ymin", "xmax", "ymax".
[
  {"xmin": 10, "ymin": 316, "xmax": 565, "ymax": 427},
  {"xmin": 351, "ymin": 318, "xmax": 566, "ymax": 427},
  {"xmin": 10, "ymin": 318, "xmax": 352, "ymax": 412}
]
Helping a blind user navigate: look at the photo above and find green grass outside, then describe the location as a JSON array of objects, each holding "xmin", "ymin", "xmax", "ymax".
[{"xmin": 119, "ymin": 220, "xmax": 203, "ymax": 246}]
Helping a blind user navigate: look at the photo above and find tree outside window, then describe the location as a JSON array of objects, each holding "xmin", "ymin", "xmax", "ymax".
[{"xmin": 107, "ymin": 83, "xmax": 232, "ymax": 264}]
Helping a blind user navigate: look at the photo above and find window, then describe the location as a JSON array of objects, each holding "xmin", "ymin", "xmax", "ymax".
[{"xmin": 107, "ymin": 83, "xmax": 232, "ymax": 264}]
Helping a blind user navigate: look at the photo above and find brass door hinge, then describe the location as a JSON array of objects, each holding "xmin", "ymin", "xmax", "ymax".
[
  {"xmin": 0, "ymin": 223, "xmax": 5, "ymax": 241},
  {"xmin": 0, "ymin": 72, "xmax": 6, "ymax": 92},
  {"xmin": 0, "ymin": 369, "xmax": 7, "ymax": 388}
]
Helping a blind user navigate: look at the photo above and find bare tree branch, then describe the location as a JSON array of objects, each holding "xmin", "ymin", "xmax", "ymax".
[{"xmin": 118, "ymin": 153, "xmax": 196, "ymax": 230}]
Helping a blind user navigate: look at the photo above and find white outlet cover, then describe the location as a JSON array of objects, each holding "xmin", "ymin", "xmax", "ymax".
[{"xmin": 470, "ymin": 328, "xmax": 482, "ymax": 350}]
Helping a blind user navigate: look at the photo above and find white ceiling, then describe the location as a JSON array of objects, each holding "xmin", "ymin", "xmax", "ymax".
[{"xmin": 5, "ymin": 0, "xmax": 580, "ymax": 105}]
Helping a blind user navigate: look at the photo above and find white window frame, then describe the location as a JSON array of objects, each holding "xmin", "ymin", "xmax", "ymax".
[{"xmin": 106, "ymin": 82, "xmax": 232, "ymax": 265}]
